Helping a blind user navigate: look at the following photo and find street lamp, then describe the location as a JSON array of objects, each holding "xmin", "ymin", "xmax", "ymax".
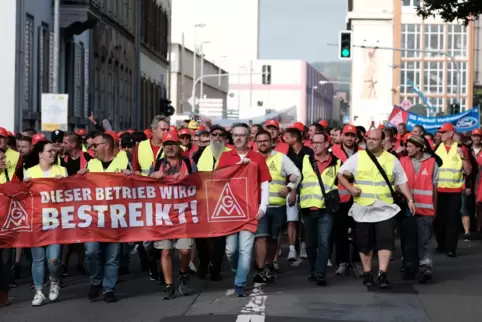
[
  {"xmin": 199, "ymin": 40, "xmax": 211, "ymax": 98},
  {"xmin": 319, "ymin": 80, "xmax": 351, "ymax": 85},
  {"xmin": 193, "ymin": 23, "xmax": 206, "ymax": 103},
  {"xmin": 310, "ymin": 86, "xmax": 318, "ymax": 123}
]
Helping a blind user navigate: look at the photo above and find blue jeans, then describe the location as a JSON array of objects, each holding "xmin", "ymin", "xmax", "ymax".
[
  {"xmin": 84, "ymin": 242, "xmax": 120, "ymax": 292},
  {"xmin": 302, "ymin": 209, "xmax": 333, "ymax": 275},
  {"xmin": 31, "ymin": 244, "xmax": 61, "ymax": 290},
  {"xmin": 225, "ymin": 230, "xmax": 255, "ymax": 287}
]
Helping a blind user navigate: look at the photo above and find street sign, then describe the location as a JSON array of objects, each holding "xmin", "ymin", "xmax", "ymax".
[
  {"xmin": 400, "ymin": 100, "xmax": 412, "ymax": 111},
  {"xmin": 343, "ymin": 115, "xmax": 350, "ymax": 124},
  {"xmin": 198, "ymin": 98, "xmax": 224, "ymax": 118}
]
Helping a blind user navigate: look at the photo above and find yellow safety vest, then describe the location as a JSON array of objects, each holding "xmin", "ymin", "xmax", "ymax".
[
  {"xmin": 354, "ymin": 150, "xmax": 396, "ymax": 206},
  {"xmin": 138, "ymin": 139, "xmax": 164, "ymax": 176},
  {"xmin": 299, "ymin": 155, "xmax": 340, "ymax": 209},
  {"xmin": 5, "ymin": 148, "xmax": 19, "ymax": 180},
  {"xmin": 266, "ymin": 152, "xmax": 286, "ymax": 205},
  {"xmin": 27, "ymin": 164, "xmax": 67, "ymax": 179},
  {"xmin": 87, "ymin": 152, "xmax": 129, "ymax": 173},
  {"xmin": 82, "ymin": 145, "xmax": 88, "ymax": 153},
  {"xmin": 435, "ymin": 143, "xmax": 464, "ymax": 189},
  {"xmin": 197, "ymin": 145, "xmax": 231, "ymax": 171},
  {"xmin": 0, "ymin": 171, "xmax": 9, "ymax": 184}
]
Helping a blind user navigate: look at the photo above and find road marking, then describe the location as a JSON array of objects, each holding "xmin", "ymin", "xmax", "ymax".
[
  {"xmin": 235, "ymin": 283, "xmax": 267, "ymax": 322},
  {"xmin": 291, "ymin": 258, "xmax": 303, "ymax": 267}
]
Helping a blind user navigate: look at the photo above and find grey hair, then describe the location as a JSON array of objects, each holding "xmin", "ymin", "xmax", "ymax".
[
  {"xmin": 231, "ymin": 122, "xmax": 250, "ymax": 136},
  {"xmin": 151, "ymin": 115, "xmax": 170, "ymax": 129}
]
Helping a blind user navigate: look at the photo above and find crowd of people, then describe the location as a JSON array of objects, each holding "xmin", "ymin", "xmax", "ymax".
[{"xmin": 0, "ymin": 116, "xmax": 479, "ymax": 307}]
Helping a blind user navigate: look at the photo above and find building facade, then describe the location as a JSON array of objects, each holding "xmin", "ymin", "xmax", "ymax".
[
  {"xmin": 347, "ymin": 0, "xmax": 475, "ymax": 126},
  {"xmin": 0, "ymin": 0, "xmax": 170, "ymax": 132},
  {"xmin": 228, "ymin": 59, "xmax": 334, "ymax": 125},
  {"xmin": 169, "ymin": 43, "xmax": 228, "ymax": 116}
]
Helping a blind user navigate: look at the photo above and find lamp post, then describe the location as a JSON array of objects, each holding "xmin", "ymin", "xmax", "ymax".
[
  {"xmin": 192, "ymin": 23, "xmax": 205, "ymax": 105},
  {"xmin": 199, "ymin": 40, "xmax": 211, "ymax": 98},
  {"xmin": 310, "ymin": 86, "xmax": 318, "ymax": 123}
]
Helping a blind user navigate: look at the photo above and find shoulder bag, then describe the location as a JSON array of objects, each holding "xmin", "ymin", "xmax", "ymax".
[{"xmin": 309, "ymin": 155, "xmax": 340, "ymax": 213}]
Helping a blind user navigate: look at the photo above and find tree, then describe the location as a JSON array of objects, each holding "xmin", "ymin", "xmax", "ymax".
[{"xmin": 417, "ymin": 0, "xmax": 481, "ymax": 25}]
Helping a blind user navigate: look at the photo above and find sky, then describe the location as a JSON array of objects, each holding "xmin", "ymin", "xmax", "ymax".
[{"xmin": 258, "ymin": 0, "xmax": 348, "ymax": 63}]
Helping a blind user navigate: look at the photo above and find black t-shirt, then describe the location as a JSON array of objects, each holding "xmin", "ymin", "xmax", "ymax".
[
  {"xmin": 287, "ymin": 145, "xmax": 314, "ymax": 173},
  {"xmin": 101, "ymin": 160, "xmax": 113, "ymax": 170},
  {"xmin": 61, "ymin": 152, "xmax": 93, "ymax": 176}
]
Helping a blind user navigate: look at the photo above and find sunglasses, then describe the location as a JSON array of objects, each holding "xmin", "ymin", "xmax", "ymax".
[{"xmin": 211, "ymin": 132, "xmax": 225, "ymax": 137}]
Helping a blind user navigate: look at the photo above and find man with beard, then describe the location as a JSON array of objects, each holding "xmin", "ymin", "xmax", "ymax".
[
  {"xmin": 253, "ymin": 130, "xmax": 300, "ymax": 283},
  {"xmin": 194, "ymin": 125, "xmax": 232, "ymax": 281},
  {"xmin": 217, "ymin": 123, "xmax": 271, "ymax": 296}
]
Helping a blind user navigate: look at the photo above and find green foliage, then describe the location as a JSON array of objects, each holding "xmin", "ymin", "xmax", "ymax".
[{"xmin": 417, "ymin": 0, "xmax": 481, "ymax": 25}]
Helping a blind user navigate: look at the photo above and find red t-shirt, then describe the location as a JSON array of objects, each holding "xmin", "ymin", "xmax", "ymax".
[
  {"xmin": 310, "ymin": 155, "xmax": 333, "ymax": 210},
  {"xmin": 304, "ymin": 140, "xmax": 313, "ymax": 149},
  {"xmin": 274, "ymin": 141, "xmax": 289, "ymax": 154},
  {"xmin": 437, "ymin": 144, "xmax": 470, "ymax": 193},
  {"xmin": 217, "ymin": 149, "xmax": 272, "ymax": 184}
]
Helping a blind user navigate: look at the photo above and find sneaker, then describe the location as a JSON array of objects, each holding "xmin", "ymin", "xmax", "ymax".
[
  {"xmin": 253, "ymin": 271, "xmax": 267, "ymax": 283},
  {"xmin": 419, "ymin": 268, "xmax": 433, "ymax": 284},
  {"xmin": 464, "ymin": 233, "xmax": 470, "ymax": 241},
  {"xmin": 315, "ymin": 274, "xmax": 327, "ymax": 286},
  {"xmin": 234, "ymin": 285, "xmax": 246, "ymax": 297},
  {"xmin": 377, "ymin": 271, "xmax": 390, "ymax": 289},
  {"xmin": 188, "ymin": 261, "xmax": 197, "ymax": 273},
  {"xmin": 287, "ymin": 248, "xmax": 297, "ymax": 261},
  {"xmin": 363, "ymin": 272, "xmax": 374, "ymax": 287},
  {"xmin": 335, "ymin": 263, "xmax": 348, "ymax": 276},
  {"xmin": 149, "ymin": 269, "xmax": 160, "ymax": 281},
  {"xmin": 179, "ymin": 272, "xmax": 190, "ymax": 296},
  {"xmin": 48, "ymin": 279, "xmax": 60, "ymax": 302},
  {"xmin": 32, "ymin": 290, "xmax": 46, "ymax": 306},
  {"xmin": 161, "ymin": 284, "xmax": 175, "ymax": 300},
  {"xmin": 308, "ymin": 273, "xmax": 316, "ymax": 282},
  {"xmin": 327, "ymin": 259, "xmax": 333, "ymax": 268},
  {"xmin": 88, "ymin": 284, "xmax": 102, "ymax": 301},
  {"xmin": 447, "ymin": 252, "xmax": 457, "ymax": 258},
  {"xmin": 352, "ymin": 263, "xmax": 364, "ymax": 277},
  {"xmin": 103, "ymin": 291, "xmax": 117, "ymax": 303},
  {"xmin": 300, "ymin": 242, "xmax": 308, "ymax": 259},
  {"xmin": 265, "ymin": 265, "xmax": 276, "ymax": 281}
]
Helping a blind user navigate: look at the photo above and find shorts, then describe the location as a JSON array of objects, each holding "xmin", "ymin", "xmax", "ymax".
[
  {"xmin": 255, "ymin": 206, "xmax": 286, "ymax": 239},
  {"xmin": 153, "ymin": 238, "xmax": 193, "ymax": 250},
  {"xmin": 286, "ymin": 196, "xmax": 299, "ymax": 222},
  {"xmin": 355, "ymin": 217, "xmax": 396, "ymax": 254}
]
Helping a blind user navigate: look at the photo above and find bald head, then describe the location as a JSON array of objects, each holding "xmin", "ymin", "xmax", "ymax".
[{"xmin": 366, "ymin": 129, "xmax": 385, "ymax": 153}]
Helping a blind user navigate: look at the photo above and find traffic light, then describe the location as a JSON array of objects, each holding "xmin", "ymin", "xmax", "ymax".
[
  {"xmin": 159, "ymin": 98, "xmax": 175, "ymax": 117},
  {"xmin": 449, "ymin": 102, "xmax": 460, "ymax": 115},
  {"xmin": 339, "ymin": 31, "xmax": 352, "ymax": 60},
  {"xmin": 262, "ymin": 65, "xmax": 271, "ymax": 85}
]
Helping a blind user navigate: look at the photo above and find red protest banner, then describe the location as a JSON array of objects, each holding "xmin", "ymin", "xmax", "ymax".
[{"xmin": 0, "ymin": 164, "xmax": 260, "ymax": 248}]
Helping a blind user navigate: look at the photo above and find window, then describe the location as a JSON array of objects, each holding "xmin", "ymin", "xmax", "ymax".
[
  {"xmin": 447, "ymin": 97, "xmax": 468, "ymax": 112},
  {"xmin": 428, "ymin": 97, "xmax": 444, "ymax": 114},
  {"xmin": 401, "ymin": 24, "xmax": 421, "ymax": 58},
  {"xmin": 402, "ymin": 0, "xmax": 420, "ymax": 6},
  {"xmin": 447, "ymin": 61, "xmax": 467, "ymax": 95},
  {"xmin": 400, "ymin": 96, "xmax": 419, "ymax": 105},
  {"xmin": 24, "ymin": 14, "xmax": 34, "ymax": 112},
  {"xmin": 400, "ymin": 61, "xmax": 421, "ymax": 94},
  {"xmin": 448, "ymin": 24, "xmax": 467, "ymax": 58},
  {"xmin": 424, "ymin": 24, "xmax": 444, "ymax": 56},
  {"xmin": 423, "ymin": 61, "xmax": 444, "ymax": 95}
]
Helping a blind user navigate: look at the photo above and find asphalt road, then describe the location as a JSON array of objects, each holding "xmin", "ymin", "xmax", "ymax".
[{"xmin": 2, "ymin": 240, "xmax": 482, "ymax": 322}]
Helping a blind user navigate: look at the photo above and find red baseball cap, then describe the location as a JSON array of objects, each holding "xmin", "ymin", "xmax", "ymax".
[
  {"xmin": 342, "ymin": 124, "xmax": 357, "ymax": 135},
  {"xmin": 32, "ymin": 133, "xmax": 47, "ymax": 145},
  {"xmin": 472, "ymin": 129, "xmax": 482, "ymax": 136},
  {"xmin": 319, "ymin": 120, "xmax": 329, "ymax": 128},
  {"xmin": 290, "ymin": 122, "xmax": 305, "ymax": 133},
  {"xmin": 0, "ymin": 127, "xmax": 8, "ymax": 137},
  {"xmin": 162, "ymin": 131, "xmax": 179, "ymax": 144},
  {"xmin": 144, "ymin": 129, "xmax": 152, "ymax": 139},
  {"xmin": 439, "ymin": 123, "xmax": 455, "ymax": 133},
  {"xmin": 127, "ymin": 129, "xmax": 135, "ymax": 134},
  {"xmin": 265, "ymin": 120, "xmax": 280, "ymax": 128},
  {"xmin": 169, "ymin": 125, "xmax": 178, "ymax": 133},
  {"xmin": 178, "ymin": 128, "xmax": 191, "ymax": 136},
  {"xmin": 106, "ymin": 131, "xmax": 119, "ymax": 143},
  {"xmin": 75, "ymin": 128, "xmax": 86, "ymax": 136}
]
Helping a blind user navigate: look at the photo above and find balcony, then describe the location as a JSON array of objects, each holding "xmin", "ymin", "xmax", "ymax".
[{"xmin": 60, "ymin": 0, "xmax": 101, "ymax": 36}]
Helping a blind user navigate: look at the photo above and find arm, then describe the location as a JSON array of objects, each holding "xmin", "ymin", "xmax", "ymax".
[
  {"xmin": 461, "ymin": 146, "xmax": 472, "ymax": 176},
  {"xmin": 281, "ymin": 154, "xmax": 301, "ymax": 190},
  {"xmin": 259, "ymin": 181, "xmax": 270, "ymax": 214}
]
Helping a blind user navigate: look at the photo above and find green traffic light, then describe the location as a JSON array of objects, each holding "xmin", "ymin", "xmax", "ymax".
[{"xmin": 341, "ymin": 49, "xmax": 350, "ymax": 57}]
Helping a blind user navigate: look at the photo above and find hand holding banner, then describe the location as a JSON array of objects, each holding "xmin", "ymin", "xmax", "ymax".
[{"xmin": 0, "ymin": 164, "xmax": 260, "ymax": 248}]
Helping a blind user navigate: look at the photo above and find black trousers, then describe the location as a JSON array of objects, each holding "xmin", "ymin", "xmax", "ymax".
[
  {"xmin": 195, "ymin": 237, "xmax": 225, "ymax": 277},
  {"xmin": 434, "ymin": 192, "xmax": 462, "ymax": 253},
  {"xmin": 333, "ymin": 202, "xmax": 360, "ymax": 265},
  {"xmin": 0, "ymin": 249, "xmax": 13, "ymax": 291},
  {"xmin": 397, "ymin": 211, "xmax": 419, "ymax": 274}
]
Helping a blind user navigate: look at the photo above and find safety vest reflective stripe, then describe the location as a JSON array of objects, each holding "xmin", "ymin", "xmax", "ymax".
[
  {"xmin": 354, "ymin": 151, "xmax": 395, "ymax": 206},
  {"xmin": 267, "ymin": 152, "xmax": 286, "ymax": 205},
  {"xmin": 300, "ymin": 182, "xmax": 332, "ymax": 191}
]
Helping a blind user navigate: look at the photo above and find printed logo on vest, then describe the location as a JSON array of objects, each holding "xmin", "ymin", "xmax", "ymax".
[
  {"xmin": 325, "ymin": 167, "xmax": 335, "ymax": 178},
  {"xmin": 1, "ymin": 199, "xmax": 32, "ymax": 232},
  {"xmin": 209, "ymin": 180, "xmax": 247, "ymax": 222},
  {"xmin": 268, "ymin": 161, "xmax": 278, "ymax": 172},
  {"xmin": 421, "ymin": 168, "xmax": 429, "ymax": 176}
]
